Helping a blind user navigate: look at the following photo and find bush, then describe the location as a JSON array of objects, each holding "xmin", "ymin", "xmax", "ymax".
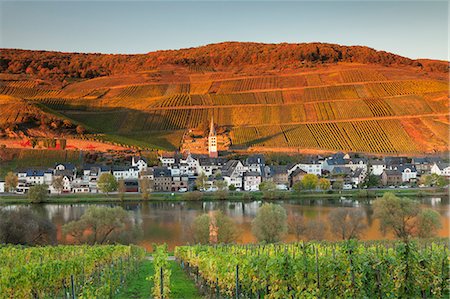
[{"xmin": 28, "ymin": 184, "xmax": 48, "ymax": 203}]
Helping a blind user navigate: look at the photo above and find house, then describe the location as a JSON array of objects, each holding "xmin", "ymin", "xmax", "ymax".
[
  {"xmin": 243, "ymin": 172, "xmax": 261, "ymax": 191},
  {"xmin": 82, "ymin": 165, "xmax": 111, "ymax": 193},
  {"xmin": 264, "ymin": 165, "xmax": 289, "ymax": 187},
  {"xmin": 244, "ymin": 155, "xmax": 265, "ymax": 174},
  {"xmin": 132, "ymin": 156, "xmax": 148, "ymax": 172},
  {"xmin": 289, "ymin": 168, "xmax": 308, "ymax": 188},
  {"xmin": 171, "ymin": 175, "xmax": 190, "ymax": 192},
  {"xmin": 322, "ymin": 152, "xmax": 348, "ymax": 172},
  {"xmin": 346, "ymin": 158, "xmax": 368, "ymax": 172},
  {"xmin": 369, "ymin": 160, "xmax": 386, "ymax": 176},
  {"xmin": 331, "ymin": 166, "xmax": 352, "ymax": 177},
  {"xmin": 289, "ymin": 160, "xmax": 322, "ymax": 176},
  {"xmin": 398, "ymin": 164, "xmax": 417, "ymax": 182},
  {"xmin": 197, "ymin": 157, "xmax": 226, "ymax": 176},
  {"xmin": 222, "ymin": 160, "xmax": 245, "ymax": 190},
  {"xmin": 430, "ymin": 162, "xmax": 450, "ymax": 177},
  {"xmin": 381, "ymin": 170, "xmax": 402, "ymax": 186},
  {"xmin": 385, "ymin": 157, "xmax": 410, "ymax": 167},
  {"xmin": 71, "ymin": 179, "xmax": 90, "ymax": 193},
  {"xmin": 179, "ymin": 153, "xmax": 200, "ymax": 176},
  {"xmin": 112, "ymin": 166, "xmax": 140, "ymax": 180},
  {"xmin": 124, "ymin": 180, "xmax": 139, "ymax": 192},
  {"xmin": 54, "ymin": 162, "xmax": 76, "ymax": 173},
  {"xmin": 350, "ymin": 168, "xmax": 366, "ymax": 187},
  {"xmin": 0, "ymin": 180, "xmax": 5, "ymax": 193},
  {"xmin": 140, "ymin": 168, "xmax": 154, "ymax": 181},
  {"xmin": 385, "ymin": 164, "xmax": 417, "ymax": 182},
  {"xmin": 153, "ymin": 167, "xmax": 172, "ymax": 192},
  {"xmin": 160, "ymin": 152, "xmax": 177, "ymax": 167},
  {"xmin": 15, "ymin": 168, "xmax": 54, "ymax": 194}
]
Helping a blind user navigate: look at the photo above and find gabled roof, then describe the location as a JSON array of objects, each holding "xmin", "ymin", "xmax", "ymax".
[
  {"xmin": 383, "ymin": 169, "xmax": 402, "ymax": 176},
  {"xmin": 290, "ymin": 168, "xmax": 307, "ymax": 177},
  {"xmin": 413, "ymin": 157, "xmax": 442, "ymax": 164},
  {"xmin": 54, "ymin": 162, "xmax": 76, "ymax": 171},
  {"xmin": 198, "ymin": 157, "xmax": 226, "ymax": 166},
  {"xmin": 153, "ymin": 167, "xmax": 172, "ymax": 177},
  {"xmin": 332, "ymin": 167, "xmax": 352, "ymax": 175},
  {"xmin": 435, "ymin": 162, "xmax": 450, "ymax": 170},
  {"xmin": 112, "ymin": 165, "xmax": 139, "ymax": 172},
  {"xmin": 384, "ymin": 156, "xmax": 410, "ymax": 166},
  {"xmin": 54, "ymin": 169, "xmax": 75, "ymax": 177},
  {"xmin": 244, "ymin": 171, "xmax": 261, "ymax": 177},
  {"xmin": 83, "ymin": 164, "xmax": 111, "ymax": 172},
  {"xmin": 270, "ymin": 165, "xmax": 288, "ymax": 175},
  {"xmin": 369, "ymin": 159, "xmax": 385, "ymax": 166},
  {"xmin": 26, "ymin": 169, "xmax": 53, "ymax": 177},
  {"xmin": 245, "ymin": 154, "xmax": 265, "ymax": 165}
]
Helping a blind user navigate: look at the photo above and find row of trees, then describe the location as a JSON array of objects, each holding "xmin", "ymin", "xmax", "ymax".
[
  {"xmin": 190, "ymin": 192, "xmax": 442, "ymax": 245},
  {"xmin": 1, "ymin": 43, "xmax": 446, "ymax": 82}
]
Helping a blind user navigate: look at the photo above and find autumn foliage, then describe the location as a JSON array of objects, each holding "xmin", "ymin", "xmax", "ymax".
[{"xmin": 0, "ymin": 42, "xmax": 447, "ymax": 82}]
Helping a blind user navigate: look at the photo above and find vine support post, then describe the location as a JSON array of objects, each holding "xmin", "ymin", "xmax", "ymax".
[
  {"xmin": 70, "ymin": 274, "xmax": 75, "ymax": 299},
  {"xmin": 216, "ymin": 277, "xmax": 220, "ymax": 299},
  {"xmin": 315, "ymin": 247, "xmax": 320, "ymax": 291},
  {"xmin": 235, "ymin": 264, "xmax": 239, "ymax": 299},
  {"xmin": 160, "ymin": 266, "xmax": 164, "ymax": 299}
]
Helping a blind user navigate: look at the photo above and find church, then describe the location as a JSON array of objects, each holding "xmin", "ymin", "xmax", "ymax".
[{"xmin": 208, "ymin": 117, "xmax": 218, "ymax": 158}]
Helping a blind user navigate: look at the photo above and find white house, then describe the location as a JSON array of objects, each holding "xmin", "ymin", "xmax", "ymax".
[
  {"xmin": 370, "ymin": 160, "xmax": 386, "ymax": 176},
  {"xmin": 244, "ymin": 155, "xmax": 265, "ymax": 174},
  {"xmin": 160, "ymin": 153, "xmax": 176, "ymax": 167},
  {"xmin": 243, "ymin": 172, "xmax": 261, "ymax": 191},
  {"xmin": 132, "ymin": 156, "xmax": 148, "ymax": 172},
  {"xmin": 112, "ymin": 166, "xmax": 140, "ymax": 180},
  {"xmin": 83, "ymin": 165, "xmax": 111, "ymax": 193},
  {"xmin": 179, "ymin": 154, "xmax": 200, "ymax": 176},
  {"xmin": 0, "ymin": 181, "xmax": 5, "ymax": 193},
  {"xmin": 197, "ymin": 157, "xmax": 225, "ymax": 177},
  {"xmin": 431, "ymin": 163, "xmax": 450, "ymax": 177},
  {"xmin": 222, "ymin": 160, "xmax": 245, "ymax": 190},
  {"xmin": 387, "ymin": 164, "xmax": 417, "ymax": 182},
  {"xmin": 289, "ymin": 162, "xmax": 322, "ymax": 176}
]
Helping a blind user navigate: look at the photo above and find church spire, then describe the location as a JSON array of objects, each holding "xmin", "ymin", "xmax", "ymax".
[
  {"xmin": 208, "ymin": 116, "xmax": 218, "ymax": 158},
  {"xmin": 209, "ymin": 116, "xmax": 216, "ymax": 136}
]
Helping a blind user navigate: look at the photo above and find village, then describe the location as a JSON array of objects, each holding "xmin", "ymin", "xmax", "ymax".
[{"xmin": 0, "ymin": 119, "xmax": 449, "ymax": 195}]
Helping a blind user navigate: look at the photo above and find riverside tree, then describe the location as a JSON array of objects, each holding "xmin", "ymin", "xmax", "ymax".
[
  {"xmin": 191, "ymin": 211, "xmax": 238, "ymax": 244},
  {"xmin": 62, "ymin": 206, "xmax": 133, "ymax": 244},
  {"xmin": 328, "ymin": 208, "xmax": 367, "ymax": 240},
  {"xmin": 0, "ymin": 208, "xmax": 56, "ymax": 245},
  {"xmin": 52, "ymin": 176, "xmax": 64, "ymax": 195},
  {"xmin": 97, "ymin": 173, "xmax": 118, "ymax": 195},
  {"xmin": 252, "ymin": 203, "xmax": 287, "ymax": 243},
  {"xmin": 373, "ymin": 192, "xmax": 442, "ymax": 241},
  {"xmin": 318, "ymin": 178, "xmax": 331, "ymax": 191},
  {"xmin": 301, "ymin": 174, "xmax": 319, "ymax": 190},
  {"xmin": 28, "ymin": 184, "xmax": 48, "ymax": 203},
  {"xmin": 5, "ymin": 171, "xmax": 18, "ymax": 192}
]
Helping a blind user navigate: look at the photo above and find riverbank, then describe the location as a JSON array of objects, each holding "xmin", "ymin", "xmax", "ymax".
[{"xmin": 0, "ymin": 187, "xmax": 447, "ymax": 204}]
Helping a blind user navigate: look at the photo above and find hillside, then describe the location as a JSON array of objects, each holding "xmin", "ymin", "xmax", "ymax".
[{"xmin": 0, "ymin": 42, "xmax": 448, "ymax": 155}]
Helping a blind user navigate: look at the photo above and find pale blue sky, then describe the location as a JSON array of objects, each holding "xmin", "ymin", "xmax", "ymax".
[{"xmin": 0, "ymin": 1, "xmax": 448, "ymax": 60}]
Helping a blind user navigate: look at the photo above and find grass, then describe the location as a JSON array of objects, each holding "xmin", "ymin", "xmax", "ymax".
[
  {"xmin": 117, "ymin": 260, "xmax": 201, "ymax": 299},
  {"xmin": 0, "ymin": 188, "xmax": 446, "ymax": 205}
]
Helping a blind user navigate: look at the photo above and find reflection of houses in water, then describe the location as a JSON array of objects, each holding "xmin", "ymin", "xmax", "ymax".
[{"xmin": 429, "ymin": 197, "xmax": 441, "ymax": 207}]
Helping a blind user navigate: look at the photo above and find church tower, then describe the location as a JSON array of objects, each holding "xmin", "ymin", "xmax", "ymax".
[{"xmin": 208, "ymin": 117, "xmax": 218, "ymax": 158}]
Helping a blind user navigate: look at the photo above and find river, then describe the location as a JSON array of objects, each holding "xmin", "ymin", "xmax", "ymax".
[{"xmin": 3, "ymin": 197, "xmax": 449, "ymax": 250}]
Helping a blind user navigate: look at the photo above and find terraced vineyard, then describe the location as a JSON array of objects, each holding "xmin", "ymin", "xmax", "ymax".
[{"xmin": 0, "ymin": 60, "xmax": 448, "ymax": 154}]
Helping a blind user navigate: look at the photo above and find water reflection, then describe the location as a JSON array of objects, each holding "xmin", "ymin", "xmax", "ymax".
[{"xmin": 2, "ymin": 197, "xmax": 449, "ymax": 250}]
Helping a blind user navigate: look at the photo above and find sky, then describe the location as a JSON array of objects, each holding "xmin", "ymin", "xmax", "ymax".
[{"xmin": 0, "ymin": 1, "xmax": 448, "ymax": 60}]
